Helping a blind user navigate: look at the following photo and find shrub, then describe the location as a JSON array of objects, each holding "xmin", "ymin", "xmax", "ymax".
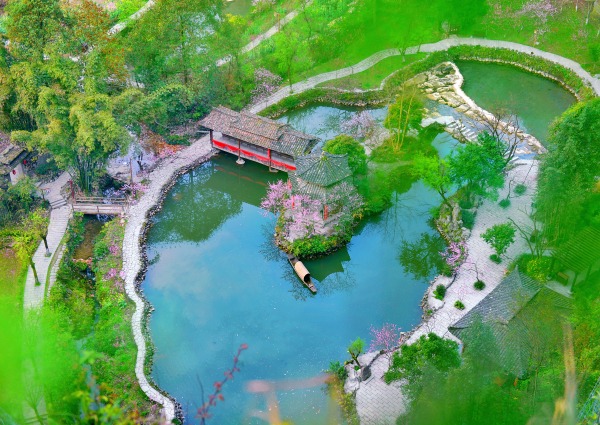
[
  {"xmin": 474, "ymin": 280, "xmax": 486, "ymax": 290},
  {"xmin": 490, "ymin": 254, "xmax": 502, "ymax": 264},
  {"xmin": 461, "ymin": 209, "xmax": 475, "ymax": 230},
  {"xmin": 459, "ymin": 198, "xmax": 474, "ymax": 209},
  {"xmin": 384, "ymin": 333, "xmax": 460, "ymax": 391},
  {"xmin": 498, "ymin": 198, "xmax": 511, "ymax": 209},
  {"xmin": 433, "ymin": 284, "xmax": 446, "ymax": 300},
  {"xmin": 482, "ymin": 223, "xmax": 516, "ymax": 257},
  {"xmin": 514, "ymin": 184, "xmax": 527, "ymax": 196},
  {"xmin": 454, "ymin": 300, "xmax": 465, "ymax": 310},
  {"xmin": 328, "ymin": 361, "xmax": 348, "ymax": 381}
]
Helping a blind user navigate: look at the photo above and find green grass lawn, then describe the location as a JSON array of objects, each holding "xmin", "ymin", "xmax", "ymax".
[
  {"xmin": 0, "ymin": 247, "xmax": 26, "ymax": 419},
  {"xmin": 253, "ymin": 0, "xmax": 600, "ymax": 85},
  {"xmin": 316, "ymin": 53, "xmax": 427, "ymax": 90},
  {"xmin": 0, "ymin": 247, "xmax": 26, "ymax": 308}
]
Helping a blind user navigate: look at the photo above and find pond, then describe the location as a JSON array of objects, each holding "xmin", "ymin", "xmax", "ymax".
[
  {"xmin": 142, "ymin": 62, "xmax": 576, "ymax": 424},
  {"xmin": 456, "ymin": 61, "xmax": 576, "ymax": 142},
  {"xmin": 143, "ymin": 157, "xmax": 439, "ymax": 423}
]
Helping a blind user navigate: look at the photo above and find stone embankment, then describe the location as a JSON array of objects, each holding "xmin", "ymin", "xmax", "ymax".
[
  {"xmin": 413, "ymin": 61, "xmax": 546, "ymax": 155},
  {"xmin": 121, "ymin": 136, "xmax": 214, "ymax": 422}
]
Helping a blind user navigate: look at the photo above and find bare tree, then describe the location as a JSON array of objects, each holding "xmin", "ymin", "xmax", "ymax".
[{"xmin": 469, "ymin": 108, "xmax": 522, "ymax": 165}]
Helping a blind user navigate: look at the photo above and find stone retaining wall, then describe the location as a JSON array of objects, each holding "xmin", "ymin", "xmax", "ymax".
[{"xmin": 121, "ymin": 137, "xmax": 214, "ymax": 422}]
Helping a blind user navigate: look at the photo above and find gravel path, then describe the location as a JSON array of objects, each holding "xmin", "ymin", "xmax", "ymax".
[
  {"xmin": 121, "ymin": 136, "xmax": 213, "ymax": 422},
  {"xmin": 249, "ymin": 37, "xmax": 600, "ymax": 114}
]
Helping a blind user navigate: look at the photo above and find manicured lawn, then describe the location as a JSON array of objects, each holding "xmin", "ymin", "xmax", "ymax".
[{"xmin": 317, "ymin": 54, "xmax": 427, "ymax": 90}]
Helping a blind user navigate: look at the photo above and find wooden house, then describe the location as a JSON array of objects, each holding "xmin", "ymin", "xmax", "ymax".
[
  {"xmin": 199, "ymin": 106, "xmax": 319, "ymax": 172},
  {"xmin": 0, "ymin": 133, "xmax": 30, "ymax": 187}
]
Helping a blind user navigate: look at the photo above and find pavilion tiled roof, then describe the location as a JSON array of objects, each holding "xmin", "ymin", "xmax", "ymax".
[
  {"xmin": 199, "ymin": 106, "xmax": 318, "ymax": 158},
  {"xmin": 294, "ymin": 152, "xmax": 352, "ymax": 187}
]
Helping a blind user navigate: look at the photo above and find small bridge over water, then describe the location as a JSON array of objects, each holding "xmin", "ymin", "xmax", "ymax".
[{"xmin": 70, "ymin": 196, "xmax": 130, "ymax": 215}]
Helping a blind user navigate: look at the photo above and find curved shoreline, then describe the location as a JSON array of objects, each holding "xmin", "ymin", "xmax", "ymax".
[
  {"xmin": 121, "ymin": 137, "xmax": 213, "ymax": 422},
  {"xmin": 249, "ymin": 37, "xmax": 600, "ymax": 114},
  {"xmin": 124, "ymin": 40, "xmax": 596, "ymax": 420}
]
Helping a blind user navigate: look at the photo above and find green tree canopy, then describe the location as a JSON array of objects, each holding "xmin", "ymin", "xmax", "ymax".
[
  {"xmin": 323, "ymin": 135, "xmax": 368, "ymax": 176},
  {"xmin": 537, "ymin": 98, "xmax": 600, "ymax": 244},
  {"xmin": 448, "ymin": 132, "xmax": 506, "ymax": 200},
  {"xmin": 412, "ymin": 154, "xmax": 452, "ymax": 207}
]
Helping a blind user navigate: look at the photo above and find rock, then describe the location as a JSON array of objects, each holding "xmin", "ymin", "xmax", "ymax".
[
  {"xmin": 456, "ymin": 104, "xmax": 470, "ymax": 113},
  {"xmin": 412, "ymin": 74, "xmax": 427, "ymax": 85}
]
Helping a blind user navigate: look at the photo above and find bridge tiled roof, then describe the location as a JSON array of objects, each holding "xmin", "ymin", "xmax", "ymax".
[{"xmin": 199, "ymin": 106, "xmax": 318, "ymax": 158}]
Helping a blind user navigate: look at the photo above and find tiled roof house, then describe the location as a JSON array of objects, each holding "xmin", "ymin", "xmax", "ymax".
[{"xmin": 449, "ymin": 269, "xmax": 572, "ymax": 375}]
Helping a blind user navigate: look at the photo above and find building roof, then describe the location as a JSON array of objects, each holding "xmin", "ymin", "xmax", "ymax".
[
  {"xmin": 0, "ymin": 142, "xmax": 28, "ymax": 176},
  {"xmin": 449, "ymin": 269, "xmax": 572, "ymax": 374},
  {"xmin": 199, "ymin": 106, "xmax": 318, "ymax": 158},
  {"xmin": 295, "ymin": 152, "xmax": 352, "ymax": 187}
]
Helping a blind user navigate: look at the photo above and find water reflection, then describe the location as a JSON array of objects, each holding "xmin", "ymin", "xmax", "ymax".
[{"xmin": 398, "ymin": 232, "xmax": 448, "ymax": 281}]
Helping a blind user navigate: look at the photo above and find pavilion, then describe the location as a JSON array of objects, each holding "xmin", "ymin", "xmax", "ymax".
[
  {"xmin": 289, "ymin": 152, "xmax": 355, "ymax": 221},
  {"xmin": 199, "ymin": 106, "xmax": 319, "ymax": 172}
]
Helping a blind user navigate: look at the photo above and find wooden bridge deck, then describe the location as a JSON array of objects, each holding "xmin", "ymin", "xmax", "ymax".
[{"xmin": 71, "ymin": 196, "xmax": 129, "ymax": 216}]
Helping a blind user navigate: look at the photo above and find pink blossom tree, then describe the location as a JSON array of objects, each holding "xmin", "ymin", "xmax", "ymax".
[
  {"xmin": 197, "ymin": 344, "xmax": 248, "ymax": 424},
  {"xmin": 341, "ymin": 111, "xmax": 376, "ymax": 139},
  {"xmin": 369, "ymin": 323, "xmax": 401, "ymax": 364},
  {"xmin": 440, "ymin": 240, "xmax": 468, "ymax": 273},
  {"xmin": 251, "ymin": 68, "xmax": 283, "ymax": 105}
]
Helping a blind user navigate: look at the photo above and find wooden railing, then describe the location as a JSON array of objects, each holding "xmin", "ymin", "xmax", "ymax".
[{"xmin": 71, "ymin": 195, "xmax": 130, "ymax": 215}]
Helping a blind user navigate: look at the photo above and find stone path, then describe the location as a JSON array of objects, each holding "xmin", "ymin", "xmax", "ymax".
[
  {"xmin": 108, "ymin": 0, "xmax": 156, "ymax": 35},
  {"xmin": 249, "ymin": 37, "xmax": 600, "ymax": 114},
  {"xmin": 23, "ymin": 172, "xmax": 72, "ymax": 311},
  {"xmin": 121, "ymin": 136, "xmax": 214, "ymax": 422},
  {"xmin": 350, "ymin": 159, "xmax": 539, "ymax": 424},
  {"xmin": 217, "ymin": 1, "xmax": 313, "ymax": 67}
]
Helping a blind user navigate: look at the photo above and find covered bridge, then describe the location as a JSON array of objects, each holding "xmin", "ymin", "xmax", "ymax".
[{"xmin": 199, "ymin": 106, "xmax": 319, "ymax": 172}]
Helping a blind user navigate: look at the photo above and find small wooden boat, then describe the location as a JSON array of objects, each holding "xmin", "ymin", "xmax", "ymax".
[{"xmin": 287, "ymin": 253, "xmax": 317, "ymax": 293}]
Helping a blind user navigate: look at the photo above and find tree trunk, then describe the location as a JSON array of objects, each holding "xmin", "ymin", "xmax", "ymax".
[
  {"xmin": 42, "ymin": 236, "xmax": 50, "ymax": 257},
  {"xmin": 30, "ymin": 259, "xmax": 40, "ymax": 286}
]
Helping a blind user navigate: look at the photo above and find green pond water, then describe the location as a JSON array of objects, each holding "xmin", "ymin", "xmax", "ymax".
[
  {"xmin": 142, "ymin": 64, "xmax": 575, "ymax": 424},
  {"xmin": 456, "ymin": 61, "xmax": 576, "ymax": 142}
]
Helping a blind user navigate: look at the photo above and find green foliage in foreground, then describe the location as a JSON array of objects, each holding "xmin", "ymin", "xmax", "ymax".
[
  {"xmin": 537, "ymin": 98, "xmax": 600, "ymax": 246},
  {"xmin": 384, "ymin": 333, "xmax": 460, "ymax": 392}
]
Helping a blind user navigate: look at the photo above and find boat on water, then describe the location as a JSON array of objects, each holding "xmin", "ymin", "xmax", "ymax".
[{"xmin": 287, "ymin": 254, "xmax": 317, "ymax": 293}]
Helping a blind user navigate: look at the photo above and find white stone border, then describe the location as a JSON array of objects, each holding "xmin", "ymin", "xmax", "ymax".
[{"xmin": 121, "ymin": 137, "xmax": 214, "ymax": 422}]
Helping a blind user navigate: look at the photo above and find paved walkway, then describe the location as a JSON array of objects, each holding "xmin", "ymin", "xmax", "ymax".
[
  {"xmin": 249, "ymin": 37, "xmax": 600, "ymax": 114},
  {"xmin": 350, "ymin": 159, "xmax": 538, "ymax": 424},
  {"xmin": 217, "ymin": 1, "xmax": 313, "ymax": 67},
  {"xmin": 108, "ymin": 0, "xmax": 156, "ymax": 35},
  {"xmin": 121, "ymin": 136, "xmax": 213, "ymax": 422},
  {"xmin": 23, "ymin": 172, "xmax": 72, "ymax": 311}
]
